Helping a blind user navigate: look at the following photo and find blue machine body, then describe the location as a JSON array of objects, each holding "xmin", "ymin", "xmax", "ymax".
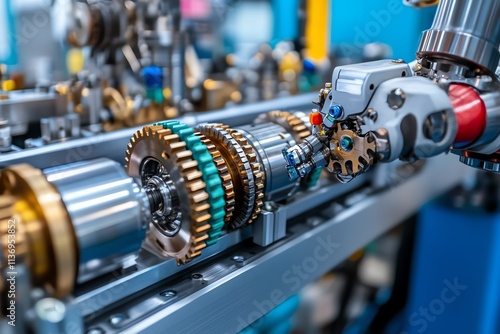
[
  {"xmin": 0, "ymin": 0, "xmax": 18, "ymax": 65},
  {"xmin": 399, "ymin": 202, "xmax": 500, "ymax": 333}
]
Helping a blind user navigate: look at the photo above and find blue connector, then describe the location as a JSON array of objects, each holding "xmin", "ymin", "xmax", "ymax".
[{"xmin": 328, "ymin": 104, "xmax": 343, "ymax": 119}]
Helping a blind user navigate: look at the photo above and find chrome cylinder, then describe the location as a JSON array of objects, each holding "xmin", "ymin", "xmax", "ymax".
[
  {"xmin": 417, "ymin": 0, "xmax": 500, "ymax": 73},
  {"xmin": 237, "ymin": 123, "xmax": 299, "ymax": 202},
  {"xmin": 43, "ymin": 158, "xmax": 150, "ymax": 282}
]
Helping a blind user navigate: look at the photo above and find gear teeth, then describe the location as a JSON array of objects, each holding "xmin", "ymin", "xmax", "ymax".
[
  {"xmin": 196, "ymin": 123, "xmax": 256, "ymax": 229},
  {"xmin": 195, "ymin": 133, "xmax": 236, "ymax": 223},
  {"xmin": 126, "ymin": 125, "xmax": 212, "ymax": 264},
  {"xmin": 226, "ymin": 128, "xmax": 264, "ymax": 226},
  {"xmin": 156, "ymin": 121, "xmax": 226, "ymax": 247}
]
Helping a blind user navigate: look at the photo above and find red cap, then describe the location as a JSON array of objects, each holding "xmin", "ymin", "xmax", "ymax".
[{"xmin": 309, "ymin": 112, "xmax": 323, "ymax": 126}]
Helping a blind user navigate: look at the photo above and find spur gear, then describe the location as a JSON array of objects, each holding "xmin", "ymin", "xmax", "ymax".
[
  {"xmin": 195, "ymin": 133, "xmax": 236, "ymax": 224},
  {"xmin": 226, "ymin": 128, "xmax": 264, "ymax": 224},
  {"xmin": 195, "ymin": 124, "xmax": 256, "ymax": 229},
  {"xmin": 125, "ymin": 125, "xmax": 211, "ymax": 264},
  {"xmin": 154, "ymin": 121, "xmax": 226, "ymax": 247},
  {"xmin": 255, "ymin": 111, "xmax": 311, "ymax": 142},
  {"xmin": 328, "ymin": 122, "xmax": 377, "ymax": 179},
  {"xmin": 0, "ymin": 165, "xmax": 77, "ymax": 298}
]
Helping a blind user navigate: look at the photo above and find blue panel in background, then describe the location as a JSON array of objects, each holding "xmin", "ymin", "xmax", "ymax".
[
  {"xmin": 330, "ymin": 0, "xmax": 436, "ymax": 61},
  {"xmin": 271, "ymin": 0, "xmax": 299, "ymax": 43},
  {"xmin": 0, "ymin": 0, "xmax": 18, "ymax": 65},
  {"xmin": 400, "ymin": 203, "xmax": 500, "ymax": 334}
]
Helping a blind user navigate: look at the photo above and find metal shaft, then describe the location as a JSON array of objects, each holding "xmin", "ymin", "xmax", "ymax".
[{"xmin": 418, "ymin": 0, "xmax": 500, "ymax": 73}]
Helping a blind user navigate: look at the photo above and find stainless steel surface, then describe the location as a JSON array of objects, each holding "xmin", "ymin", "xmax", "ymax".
[
  {"xmin": 238, "ymin": 123, "xmax": 299, "ymax": 202},
  {"xmin": 417, "ymin": 0, "xmax": 500, "ymax": 73},
  {"xmin": 0, "ymin": 93, "xmax": 317, "ymax": 168},
  {"xmin": 252, "ymin": 204, "xmax": 287, "ymax": 247},
  {"xmin": 72, "ymin": 174, "xmax": 367, "ymax": 318},
  {"xmin": 0, "ymin": 90, "xmax": 67, "ymax": 136},
  {"xmin": 89, "ymin": 154, "xmax": 468, "ymax": 334},
  {"xmin": 43, "ymin": 158, "xmax": 150, "ymax": 283}
]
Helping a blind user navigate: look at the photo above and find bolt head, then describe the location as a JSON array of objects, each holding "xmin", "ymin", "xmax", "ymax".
[
  {"xmin": 339, "ymin": 135, "xmax": 354, "ymax": 152},
  {"xmin": 329, "ymin": 105, "xmax": 343, "ymax": 119},
  {"xmin": 387, "ymin": 88, "xmax": 406, "ymax": 110}
]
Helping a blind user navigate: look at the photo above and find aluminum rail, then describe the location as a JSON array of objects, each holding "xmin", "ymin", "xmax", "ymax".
[
  {"xmin": 0, "ymin": 93, "xmax": 317, "ymax": 169},
  {"xmin": 85, "ymin": 154, "xmax": 469, "ymax": 333}
]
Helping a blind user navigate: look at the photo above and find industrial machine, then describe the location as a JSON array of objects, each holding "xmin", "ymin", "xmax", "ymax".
[{"xmin": 0, "ymin": 0, "xmax": 498, "ymax": 333}]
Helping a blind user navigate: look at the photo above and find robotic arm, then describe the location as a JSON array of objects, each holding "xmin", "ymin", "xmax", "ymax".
[{"xmin": 284, "ymin": 0, "xmax": 500, "ymax": 182}]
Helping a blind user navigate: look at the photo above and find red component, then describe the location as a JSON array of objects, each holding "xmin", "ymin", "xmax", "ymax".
[
  {"xmin": 449, "ymin": 84, "xmax": 486, "ymax": 145},
  {"xmin": 309, "ymin": 111, "xmax": 323, "ymax": 126}
]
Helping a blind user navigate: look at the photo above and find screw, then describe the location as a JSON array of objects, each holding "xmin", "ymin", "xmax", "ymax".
[
  {"xmin": 391, "ymin": 59, "xmax": 405, "ymax": 63},
  {"xmin": 233, "ymin": 255, "xmax": 245, "ymax": 263},
  {"xmin": 329, "ymin": 105, "xmax": 343, "ymax": 119},
  {"xmin": 160, "ymin": 289, "xmax": 177, "ymax": 297},
  {"xmin": 192, "ymin": 273, "xmax": 203, "ymax": 280},
  {"xmin": 35, "ymin": 298, "xmax": 66, "ymax": 323},
  {"xmin": 367, "ymin": 109, "xmax": 378, "ymax": 122},
  {"xmin": 387, "ymin": 88, "xmax": 406, "ymax": 110},
  {"xmin": 87, "ymin": 328, "xmax": 105, "ymax": 334},
  {"xmin": 339, "ymin": 135, "xmax": 354, "ymax": 152},
  {"xmin": 108, "ymin": 314, "xmax": 127, "ymax": 326},
  {"xmin": 325, "ymin": 82, "xmax": 332, "ymax": 89}
]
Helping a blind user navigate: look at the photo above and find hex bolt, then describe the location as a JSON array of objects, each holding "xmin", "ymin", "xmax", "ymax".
[
  {"xmin": 339, "ymin": 135, "xmax": 354, "ymax": 153},
  {"xmin": 367, "ymin": 109, "xmax": 378, "ymax": 122},
  {"xmin": 391, "ymin": 59, "xmax": 405, "ymax": 64},
  {"xmin": 233, "ymin": 255, "xmax": 245, "ymax": 263},
  {"xmin": 387, "ymin": 88, "xmax": 406, "ymax": 110},
  {"xmin": 86, "ymin": 328, "xmax": 105, "ymax": 334},
  {"xmin": 35, "ymin": 298, "xmax": 66, "ymax": 324}
]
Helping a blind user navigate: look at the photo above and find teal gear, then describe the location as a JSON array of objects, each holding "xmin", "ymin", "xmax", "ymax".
[{"xmin": 155, "ymin": 121, "xmax": 226, "ymax": 246}]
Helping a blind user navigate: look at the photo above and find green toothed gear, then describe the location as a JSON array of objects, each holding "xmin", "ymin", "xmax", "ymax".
[{"xmin": 155, "ymin": 121, "xmax": 225, "ymax": 246}]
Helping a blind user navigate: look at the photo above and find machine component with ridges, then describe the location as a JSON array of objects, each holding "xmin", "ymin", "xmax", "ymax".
[{"xmin": 126, "ymin": 126, "xmax": 211, "ymax": 264}]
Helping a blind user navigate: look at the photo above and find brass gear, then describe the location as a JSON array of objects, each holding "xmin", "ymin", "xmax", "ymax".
[
  {"xmin": 328, "ymin": 122, "xmax": 376, "ymax": 177},
  {"xmin": 226, "ymin": 128, "xmax": 264, "ymax": 224},
  {"xmin": 195, "ymin": 124, "xmax": 255, "ymax": 229},
  {"xmin": 125, "ymin": 125, "xmax": 211, "ymax": 264},
  {"xmin": 256, "ymin": 111, "xmax": 311, "ymax": 143},
  {"xmin": 195, "ymin": 133, "xmax": 236, "ymax": 223},
  {"xmin": 0, "ymin": 165, "xmax": 77, "ymax": 298}
]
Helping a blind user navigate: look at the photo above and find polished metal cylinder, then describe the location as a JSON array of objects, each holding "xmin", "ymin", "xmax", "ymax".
[
  {"xmin": 238, "ymin": 123, "xmax": 299, "ymax": 202},
  {"xmin": 417, "ymin": 0, "xmax": 500, "ymax": 73},
  {"xmin": 43, "ymin": 158, "xmax": 150, "ymax": 282}
]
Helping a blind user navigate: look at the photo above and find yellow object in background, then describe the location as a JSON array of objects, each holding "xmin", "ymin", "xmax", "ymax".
[
  {"xmin": 304, "ymin": 0, "xmax": 330, "ymax": 62},
  {"xmin": 67, "ymin": 48, "xmax": 84, "ymax": 74},
  {"xmin": 2, "ymin": 79, "xmax": 15, "ymax": 91}
]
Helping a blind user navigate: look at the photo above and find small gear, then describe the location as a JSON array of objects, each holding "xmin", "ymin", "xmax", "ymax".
[
  {"xmin": 195, "ymin": 133, "xmax": 236, "ymax": 223},
  {"xmin": 328, "ymin": 122, "xmax": 377, "ymax": 178},
  {"xmin": 256, "ymin": 111, "xmax": 311, "ymax": 142},
  {"xmin": 196, "ymin": 124, "xmax": 255, "ymax": 229},
  {"xmin": 126, "ymin": 125, "xmax": 211, "ymax": 264},
  {"xmin": 226, "ymin": 128, "xmax": 264, "ymax": 224}
]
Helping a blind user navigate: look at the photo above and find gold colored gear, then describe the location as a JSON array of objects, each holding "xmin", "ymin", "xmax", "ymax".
[
  {"xmin": 0, "ymin": 165, "xmax": 77, "ymax": 298},
  {"xmin": 195, "ymin": 133, "xmax": 236, "ymax": 223},
  {"xmin": 125, "ymin": 125, "xmax": 211, "ymax": 264},
  {"xmin": 257, "ymin": 111, "xmax": 311, "ymax": 143},
  {"xmin": 328, "ymin": 122, "xmax": 376, "ymax": 176},
  {"xmin": 226, "ymin": 128, "xmax": 264, "ymax": 224},
  {"xmin": 195, "ymin": 123, "xmax": 255, "ymax": 229}
]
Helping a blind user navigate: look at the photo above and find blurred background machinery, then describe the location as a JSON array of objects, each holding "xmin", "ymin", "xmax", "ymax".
[{"xmin": 1, "ymin": 0, "xmax": 499, "ymax": 334}]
